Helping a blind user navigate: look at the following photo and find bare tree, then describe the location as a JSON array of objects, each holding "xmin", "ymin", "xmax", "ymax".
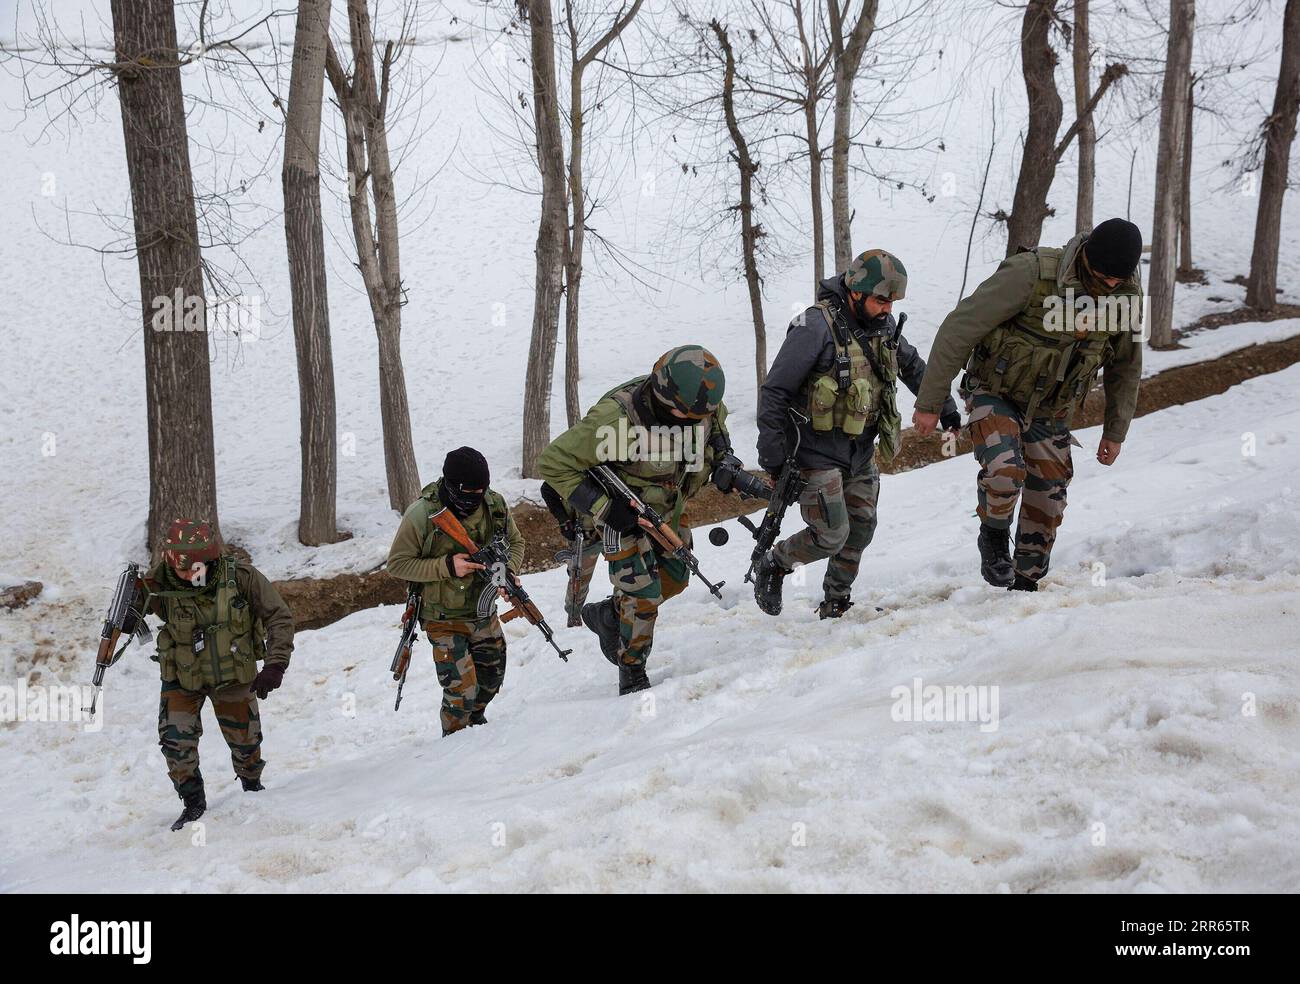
[
  {"xmin": 520, "ymin": 0, "xmax": 568, "ymax": 479},
  {"xmin": 1005, "ymin": 0, "xmax": 1125, "ymax": 254},
  {"xmin": 1246, "ymin": 0, "xmax": 1300, "ymax": 311},
  {"xmin": 325, "ymin": 0, "xmax": 421, "ymax": 510},
  {"xmin": 1148, "ymin": 0, "xmax": 1196, "ymax": 348},
  {"xmin": 110, "ymin": 0, "xmax": 221, "ymax": 553},
  {"xmin": 284, "ymin": 0, "xmax": 348, "ymax": 545},
  {"xmin": 1071, "ymin": 0, "xmax": 1095, "ymax": 234},
  {"xmin": 562, "ymin": 1, "xmax": 644, "ymax": 427},
  {"xmin": 1177, "ymin": 72, "xmax": 1198, "ymax": 279},
  {"xmin": 712, "ymin": 18, "xmax": 768, "ymax": 391},
  {"xmin": 828, "ymin": 0, "xmax": 879, "ymax": 270}
]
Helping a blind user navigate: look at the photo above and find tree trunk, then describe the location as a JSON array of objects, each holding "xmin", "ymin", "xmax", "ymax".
[
  {"xmin": 283, "ymin": 0, "xmax": 345, "ymax": 545},
  {"xmin": 1246, "ymin": 0, "xmax": 1300, "ymax": 311},
  {"xmin": 563, "ymin": 63, "xmax": 583, "ymax": 428},
  {"xmin": 1072, "ymin": 0, "xmax": 1095, "ymax": 234},
  {"xmin": 1177, "ymin": 74, "xmax": 1195, "ymax": 275},
  {"xmin": 560, "ymin": 0, "xmax": 641, "ymax": 428},
  {"xmin": 1148, "ymin": 0, "xmax": 1196, "ymax": 348},
  {"xmin": 375, "ymin": 319, "xmax": 418, "ymax": 506},
  {"xmin": 829, "ymin": 1, "xmax": 879, "ymax": 271},
  {"xmin": 522, "ymin": 0, "xmax": 568, "ymax": 478},
  {"xmin": 713, "ymin": 20, "xmax": 767, "ymax": 394},
  {"xmin": 1006, "ymin": 0, "xmax": 1063, "ymax": 255},
  {"xmin": 805, "ymin": 95, "xmax": 826, "ymax": 288},
  {"xmin": 326, "ymin": 0, "xmax": 421, "ymax": 511},
  {"xmin": 110, "ymin": 0, "xmax": 220, "ymax": 556}
]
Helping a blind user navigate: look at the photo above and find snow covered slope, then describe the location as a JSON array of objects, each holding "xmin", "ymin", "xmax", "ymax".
[
  {"xmin": 2, "ymin": 4, "xmax": 1298, "ymax": 589},
  {"xmin": 2, "ymin": 364, "xmax": 1297, "ymax": 893}
]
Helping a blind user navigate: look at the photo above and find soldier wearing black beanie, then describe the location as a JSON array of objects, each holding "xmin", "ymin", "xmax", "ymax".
[
  {"xmin": 386, "ymin": 443, "xmax": 526, "ymax": 736},
  {"xmin": 911, "ymin": 215, "xmax": 1145, "ymax": 594},
  {"xmin": 441, "ymin": 446, "xmax": 490, "ymax": 517}
]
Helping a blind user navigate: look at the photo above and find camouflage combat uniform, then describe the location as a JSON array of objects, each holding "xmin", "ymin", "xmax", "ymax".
[
  {"xmin": 538, "ymin": 347, "xmax": 728, "ymax": 677},
  {"xmin": 143, "ymin": 557, "xmax": 294, "ymax": 797},
  {"xmin": 757, "ymin": 251, "xmax": 957, "ymax": 606},
  {"xmin": 914, "ymin": 233, "xmax": 1144, "ymax": 581},
  {"xmin": 387, "ymin": 481, "xmax": 525, "ymax": 735}
]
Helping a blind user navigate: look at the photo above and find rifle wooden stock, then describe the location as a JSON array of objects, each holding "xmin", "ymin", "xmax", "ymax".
[
  {"xmin": 95, "ymin": 630, "xmax": 120, "ymax": 672},
  {"xmin": 512, "ymin": 597, "xmax": 543, "ymax": 624},
  {"xmin": 647, "ymin": 520, "xmax": 684, "ymax": 555},
  {"xmin": 429, "ymin": 507, "xmax": 479, "ymax": 554}
]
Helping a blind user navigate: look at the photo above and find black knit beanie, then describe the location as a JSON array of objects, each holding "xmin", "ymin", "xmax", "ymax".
[
  {"xmin": 1083, "ymin": 218, "xmax": 1143, "ymax": 280},
  {"xmin": 444, "ymin": 446, "xmax": 489, "ymax": 490}
]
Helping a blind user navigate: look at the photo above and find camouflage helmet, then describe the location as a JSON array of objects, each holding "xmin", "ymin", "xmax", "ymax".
[
  {"xmin": 844, "ymin": 249, "xmax": 908, "ymax": 300},
  {"xmin": 162, "ymin": 519, "xmax": 222, "ymax": 572},
  {"xmin": 650, "ymin": 345, "xmax": 726, "ymax": 419}
]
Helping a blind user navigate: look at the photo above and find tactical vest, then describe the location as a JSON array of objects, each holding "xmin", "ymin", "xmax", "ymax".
[
  {"xmin": 802, "ymin": 300, "xmax": 902, "ymax": 459},
  {"xmin": 417, "ymin": 482, "xmax": 510, "ymax": 620},
  {"xmin": 153, "ymin": 558, "xmax": 264, "ymax": 691},
  {"xmin": 964, "ymin": 246, "xmax": 1142, "ymax": 421},
  {"xmin": 606, "ymin": 377, "xmax": 715, "ymax": 525}
]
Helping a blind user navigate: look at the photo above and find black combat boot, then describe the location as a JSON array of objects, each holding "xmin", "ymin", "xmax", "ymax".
[
  {"xmin": 170, "ymin": 788, "xmax": 206, "ymax": 831},
  {"xmin": 468, "ymin": 710, "xmax": 488, "ymax": 727},
  {"xmin": 817, "ymin": 597, "xmax": 854, "ymax": 620},
  {"xmin": 977, "ymin": 524, "xmax": 1015, "ymax": 587},
  {"xmin": 753, "ymin": 550, "xmax": 792, "ymax": 616},
  {"xmin": 581, "ymin": 598, "xmax": 622, "ymax": 666},
  {"xmin": 1008, "ymin": 573, "xmax": 1038, "ymax": 592},
  {"xmin": 618, "ymin": 662, "xmax": 651, "ymax": 696},
  {"xmin": 241, "ymin": 776, "xmax": 265, "ymax": 792}
]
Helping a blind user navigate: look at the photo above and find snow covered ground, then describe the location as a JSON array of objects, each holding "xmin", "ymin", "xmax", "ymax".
[
  {"xmin": 2, "ymin": 361, "xmax": 1297, "ymax": 893},
  {"xmin": 1, "ymin": 2, "xmax": 1298, "ymax": 592}
]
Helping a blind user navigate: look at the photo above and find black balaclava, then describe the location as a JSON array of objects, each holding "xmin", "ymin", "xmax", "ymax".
[{"xmin": 441, "ymin": 446, "xmax": 490, "ymax": 518}]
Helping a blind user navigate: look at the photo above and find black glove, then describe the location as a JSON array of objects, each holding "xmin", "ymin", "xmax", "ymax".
[
  {"xmin": 940, "ymin": 409, "xmax": 963, "ymax": 432},
  {"xmin": 540, "ymin": 482, "xmax": 571, "ymax": 526},
  {"xmin": 602, "ymin": 496, "xmax": 641, "ymax": 535},
  {"xmin": 251, "ymin": 663, "xmax": 285, "ymax": 699}
]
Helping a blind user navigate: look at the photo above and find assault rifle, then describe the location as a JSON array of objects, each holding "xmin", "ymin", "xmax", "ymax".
[
  {"xmin": 87, "ymin": 563, "xmax": 151, "ymax": 716},
  {"xmin": 390, "ymin": 583, "xmax": 423, "ymax": 711},
  {"xmin": 430, "ymin": 508, "xmax": 572, "ymax": 662},
  {"xmin": 541, "ymin": 480, "xmax": 586, "ymax": 628},
  {"xmin": 561, "ymin": 526, "xmax": 585, "ymax": 628},
  {"xmin": 588, "ymin": 464, "xmax": 726, "ymax": 600},
  {"xmin": 740, "ymin": 408, "xmax": 810, "ymax": 583}
]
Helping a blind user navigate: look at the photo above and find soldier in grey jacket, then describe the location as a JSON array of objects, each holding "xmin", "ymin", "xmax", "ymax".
[{"xmin": 753, "ymin": 250, "xmax": 960, "ymax": 619}]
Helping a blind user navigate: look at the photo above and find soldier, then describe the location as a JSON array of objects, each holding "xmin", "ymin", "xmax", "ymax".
[
  {"xmin": 143, "ymin": 520, "xmax": 294, "ymax": 831},
  {"xmin": 539, "ymin": 346, "xmax": 751, "ymax": 695},
  {"xmin": 911, "ymin": 218, "xmax": 1144, "ymax": 590},
  {"xmin": 386, "ymin": 447, "xmax": 524, "ymax": 735},
  {"xmin": 752, "ymin": 249, "xmax": 961, "ymax": 619}
]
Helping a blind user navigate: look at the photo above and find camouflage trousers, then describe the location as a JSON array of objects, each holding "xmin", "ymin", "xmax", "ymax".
[
  {"xmin": 423, "ymin": 614, "xmax": 506, "ymax": 736},
  {"xmin": 772, "ymin": 460, "xmax": 881, "ymax": 602},
  {"xmin": 158, "ymin": 678, "xmax": 263, "ymax": 798},
  {"xmin": 966, "ymin": 389, "xmax": 1075, "ymax": 581},
  {"xmin": 604, "ymin": 528, "xmax": 690, "ymax": 669}
]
